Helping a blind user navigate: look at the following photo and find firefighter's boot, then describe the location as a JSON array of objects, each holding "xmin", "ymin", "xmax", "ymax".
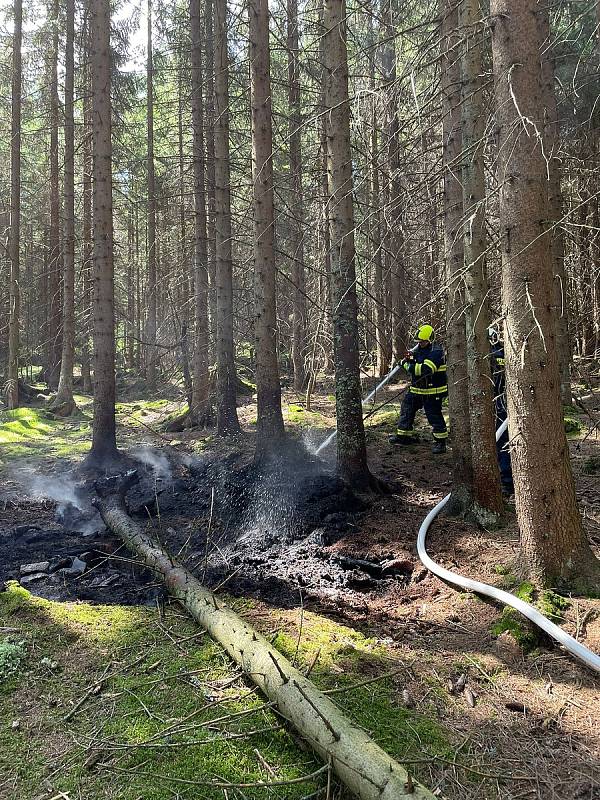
[{"xmin": 389, "ymin": 433, "xmax": 417, "ymax": 445}]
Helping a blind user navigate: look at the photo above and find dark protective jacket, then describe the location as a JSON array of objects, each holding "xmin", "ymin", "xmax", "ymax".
[
  {"xmin": 401, "ymin": 343, "xmax": 447, "ymax": 397},
  {"xmin": 490, "ymin": 342, "xmax": 506, "ymax": 415}
]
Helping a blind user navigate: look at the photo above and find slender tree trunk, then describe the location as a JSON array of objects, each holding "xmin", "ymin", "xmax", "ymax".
[
  {"xmin": 86, "ymin": 0, "xmax": 120, "ymax": 469},
  {"xmin": 383, "ymin": 0, "xmax": 406, "ymax": 363},
  {"xmin": 287, "ymin": 0, "xmax": 307, "ymax": 392},
  {"xmin": 205, "ymin": 0, "xmax": 217, "ymax": 356},
  {"xmin": 190, "ymin": 0, "xmax": 211, "ymax": 425},
  {"xmin": 318, "ymin": 0, "xmax": 333, "ymax": 376},
  {"xmin": 537, "ymin": 5, "xmax": 571, "ymax": 404},
  {"xmin": 214, "ymin": 0, "xmax": 240, "ymax": 434},
  {"xmin": 249, "ymin": 0, "xmax": 285, "ymax": 455},
  {"xmin": 127, "ymin": 206, "xmax": 135, "ymax": 369},
  {"xmin": 53, "ymin": 0, "xmax": 76, "ymax": 414},
  {"xmin": 177, "ymin": 64, "xmax": 191, "ymax": 315},
  {"xmin": 441, "ymin": 0, "xmax": 473, "ymax": 513},
  {"xmin": 490, "ymin": 0, "xmax": 600, "ymax": 590},
  {"xmin": 460, "ymin": 0, "xmax": 503, "ymax": 520},
  {"xmin": 7, "ymin": 0, "xmax": 22, "ymax": 410},
  {"xmin": 324, "ymin": 0, "xmax": 373, "ymax": 488},
  {"xmin": 370, "ymin": 119, "xmax": 389, "ymax": 379},
  {"xmin": 146, "ymin": 0, "xmax": 157, "ymax": 389},
  {"xmin": 81, "ymin": 83, "xmax": 93, "ymax": 395},
  {"xmin": 47, "ymin": 0, "xmax": 62, "ymax": 390}
]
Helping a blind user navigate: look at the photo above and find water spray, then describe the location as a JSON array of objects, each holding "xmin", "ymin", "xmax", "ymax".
[{"xmin": 315, "ymin": 364, "xmax": 402, "ymax": 456}]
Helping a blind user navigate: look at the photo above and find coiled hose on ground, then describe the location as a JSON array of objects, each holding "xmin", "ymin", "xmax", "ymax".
[{"xmin": 317, "ymin": 373, "xmax": 600, "ymax": 674}]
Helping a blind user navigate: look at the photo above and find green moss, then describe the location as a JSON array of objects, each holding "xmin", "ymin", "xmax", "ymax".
[
  {"xmin": 491, "ymin": 584, "xmax": 571, "ymax": 650},
  {"xmin": 284, "ymin": 403, "xmax": 328, "ymax": 429},
  {"xmin": 0, "ymin": 408, "xmax": 91, "ymax": 463},
  {"xmin": 491, "ymin": 607, "xmax": 537, "ymax": 650},
  {"xmin": 536, "ymin": 590, "xmax": 570, "ymax": 622},
  {"xmin": 515, "ymin": 581, "xmax": 535, "ymax": 603},
  {"xmin": 364, "ymin": 406, "xmax": 401, "ymax": 429},
  {"xmin": 564, "ymin": 416, "xmax": 582, "ymax": 435},
  {"xmin": 0, "ymin": 584, "xmax": 323, "ymax": 800},
  {"xmin": 582, "ymin": 456, "xmax": 600, "ymax": 475},
  {"xmin": 493, "ymin": 564, "xmax": 511, "ymax": 576}
]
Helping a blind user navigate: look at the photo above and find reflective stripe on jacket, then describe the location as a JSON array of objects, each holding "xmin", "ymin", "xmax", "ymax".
[{"xmin": 401, "ymin": 343, "xmax": 447, "ymax": 397}]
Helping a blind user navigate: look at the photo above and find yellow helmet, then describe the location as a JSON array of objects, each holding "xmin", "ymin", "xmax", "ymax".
[{"xmin": 416, "ymin": 324, "xmax": 434, "ymax": 343}]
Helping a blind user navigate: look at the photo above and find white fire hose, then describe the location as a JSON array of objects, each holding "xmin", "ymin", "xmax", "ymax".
[
  {"xmin": 317, "ymin": 368, "xmax": 600, "ymax": 674},
  {"xmin": 417, "ymin": 416, "xmax": 600, "ymax": 674},
  {"xmin": 315, "ymin": 365, "xmax": 402, "ymax": 456}
]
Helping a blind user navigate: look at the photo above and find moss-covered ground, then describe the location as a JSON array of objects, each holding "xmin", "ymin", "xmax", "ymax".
[
  {"xmin": 0, "ymin": 583, "xmax": 452, "ymax": 800},
  {"xmin": 0, "ymin": 407, "xmax": 92, "ymax": 463}
]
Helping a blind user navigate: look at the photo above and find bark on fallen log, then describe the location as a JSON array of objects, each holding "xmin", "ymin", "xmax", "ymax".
[{"xmin": 93, "ymin": 471, "xmax": 434, "ymax": 800}]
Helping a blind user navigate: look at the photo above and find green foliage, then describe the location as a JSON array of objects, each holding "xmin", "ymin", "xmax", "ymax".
[
  {"xmin": 0, "ymin": 640, "xmax": 26, "ymax": 685},
  {"xmin": 564, "ymin": 416, "xmax": 582, "ymax": 435},
  {"xmin": 491, "ymin": 584, "xmax": 571, "ymax": 650},
  {"xmin": 0, "ymin": 584, "xmax": 322, "ymax": 799},
  {"xmin": 582, "ymin": 456, "xmax": 600, "ymax": 475},
  {"xmin": 491, "ymin": 608, "xmax": 537, "ymax": 650},
  {"xmin": 536, "ymin": 591, "xmax": 570, "ymax": 622}
]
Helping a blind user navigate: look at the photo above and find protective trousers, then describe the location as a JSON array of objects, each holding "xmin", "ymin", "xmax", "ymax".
[
  {"xmin": 397, "ymin": 391, "xmax": 448, "ymax": 440},
  {"xmin": 495, "ymin": 402, "xmax": 513, "ymax": 490}
]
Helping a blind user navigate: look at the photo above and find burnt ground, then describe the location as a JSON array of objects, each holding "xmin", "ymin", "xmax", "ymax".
[{"xmin": 1, "ymin": 381, "xmax": 600, "ymax": 799}]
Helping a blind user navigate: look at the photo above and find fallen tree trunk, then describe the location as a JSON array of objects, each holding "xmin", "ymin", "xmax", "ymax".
[{"xmin": 94, "ymin": 471, "xmax": 433, "ymax": 800}]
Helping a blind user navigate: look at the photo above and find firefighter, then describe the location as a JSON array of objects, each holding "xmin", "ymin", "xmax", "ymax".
[
  {"xmin": 488, "ymin": 327, "xmax": 514, "ymax": 496},
  {"xmin": 389, "ymin": 324, "xmax": 448, "ymax": 454}
]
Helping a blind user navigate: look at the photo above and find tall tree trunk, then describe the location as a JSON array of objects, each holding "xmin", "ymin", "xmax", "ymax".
[
  {"xmin": 383, "ymin": 0, "xmax": 406, "ymax": 364},
  {"xmin": 86, "ymin": 0, "xmax": 120, "ymax": 469},
  {"xmin": 47, "ymin": 0, "xmax": 62, "ymax": 390},
  {"xmin": 249, "ymin": 0, "xmax": 285, "ymax": 455},
  {"xmin": 53, "ymin": 0, "xmax": 76, "ymax": 414},
  {"xmin": 441, "ymin": 0, "xmax": 473, "ymax": 513},
  {"xmin": 214, "ymin": 0, "xmax": 240, "ymax": 434},
  {"xmin": 460, "ymin": 0, "xmax": 503, "ymax": 520},
  {"xmin": 287, "ymin": 0, "xmax": 307, "ymax": 392},
  {"xmin": 146, "ymin": 0, "xmax": 157, "ymax": 389},
  {"xmin": 370, "ymin": 119, "xmax": 389, "ymax": 379},
  {"xmin": 190, "ymin": 0, "xmax": 211, "ymax": 425},
  {"xmin": 317, "ymin": 0, "xmax": 333, "ymax": 376},
  {"xmin": 205, "ymin": 0, "xmax": 217, "ymax": 356},
  {"xmin": 7, "ymin": 0, "xmax": 22, "ymax": 410},
  {"xmin": 81, "ymin": 81, "xmax": 93, "ymax": 395},
  {"xmin": 537, "ymin": 5, "xmax": 572, "ymax": 404},
  {"xmin": 490, "ymin": 0, "xmax": 600, "ymax": 591},
  {"xmin": 323, "ymin": 0, "xmax": 373, "ymax": 489}
]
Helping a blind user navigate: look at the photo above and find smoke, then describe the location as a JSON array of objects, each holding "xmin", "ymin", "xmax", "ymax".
[
  {"xmin": 131, "ymin": 446, "xmax": 172, "ymax": 483},
  {"xmin": 17, "ymin": 468, "xmax": 87, "ymax": 511},
  {"xmin": 14, "ymin": 467, "xmax": 104, "ymax": 536}
]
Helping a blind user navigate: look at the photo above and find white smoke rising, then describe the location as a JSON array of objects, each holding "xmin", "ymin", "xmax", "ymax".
[
  {"xmin": 16, "ymin": 468, "xmax": 87, "ymax": 510},
  {"xmin": 131, "ymin": 446, "xmax": 172, "ymax": 482},
  {"xmin": 14, "ymin": 467, "xmax": 104, "ymax": 535}
]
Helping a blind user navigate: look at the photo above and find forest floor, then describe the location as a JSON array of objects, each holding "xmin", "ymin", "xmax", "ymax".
[{"xmin": 1, "ymin": 374, "xmax": 600, "ymax": 800}]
